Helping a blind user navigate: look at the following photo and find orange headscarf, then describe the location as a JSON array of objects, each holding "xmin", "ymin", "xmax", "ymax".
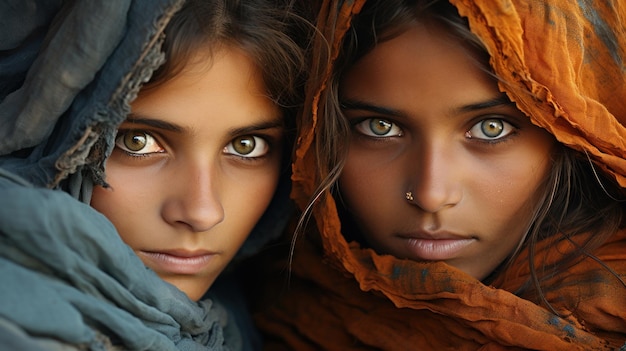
[{"xmin": 254, "ymin": 0, "xmax": 626, "ymax": 349}]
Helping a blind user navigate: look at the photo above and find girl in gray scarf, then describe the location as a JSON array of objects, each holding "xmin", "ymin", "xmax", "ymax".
[{"xmin": 0, "ymin": 0, "xmax": 308, "ymax": 350}]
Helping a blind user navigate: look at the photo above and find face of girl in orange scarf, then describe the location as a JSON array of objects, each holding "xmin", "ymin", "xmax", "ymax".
[{"xmin": 339, "ymin": 21, "xmax": 557, "ymax": 280}]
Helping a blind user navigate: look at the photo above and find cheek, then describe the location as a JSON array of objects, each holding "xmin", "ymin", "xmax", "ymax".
[
  {"xmin": 219, "ymin": 173, "xmax": 279, "ymax": 256},
  {"xmin": 251, "ymin": 176, "xmax": 280, "ymax": 213},
  {"xmin": 339, "ymin": 157, "xmax": 398, "ymax": 230},
  {"xmin": 90, "ymin": 185, "xmax": 135, "ymax": 243},
  {"xmin": 228, "ymin": 168, "xmax": 281, "ymax": 225},
  {"xmin": 90, "ymin": 186, "xmax": 112, "ymax": 216},
  {"xmin": 341, "ymin": 147, "xmax": 381, "ymax": 190},
  {"xmin": 473, "ymin": 154, "xmax": 551, "ymax": 230},
  {"xmin": 251, "ymin": 162, "xmax": 281, "ymax": 199},
  {"xmin": 90, "ymin": 166, "xmax": 159, "ymax": 244},
  {"xmin": 505, "ymin": 154, "xmax": 551, "ymax": 203},
  {"xmin": 91, "ymin": 168, "xmax": 153, "ymax": 215},
  {"xmin": 339, "ymin": 159, "xmax": 373, "ymax": 208}
]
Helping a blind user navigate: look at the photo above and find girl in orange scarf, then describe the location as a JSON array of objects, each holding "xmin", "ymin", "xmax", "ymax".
[{"xmin": 252, "ymin": 0, "xmax": 626, "ymax": 349}]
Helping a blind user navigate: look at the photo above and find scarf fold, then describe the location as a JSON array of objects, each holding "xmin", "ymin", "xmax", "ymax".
[
  {"xmin": 0, "ymin": 170, "xmax": 228, "ymax": 350},
  {"xmin": 450, "ymin": 0, "xmax": 626, "ymax": 187},
  {"xmin": 257, "ymin": 214, "xmax": 626, "ymax": 350},
  {"xmin": 0, "ymin": 0, "xmax": 179, "ymax": 189}
]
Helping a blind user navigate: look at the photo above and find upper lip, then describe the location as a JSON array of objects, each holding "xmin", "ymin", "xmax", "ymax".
[{"xmin": 398, "ymin": 230, "xmax": 470, "ymax": 240}]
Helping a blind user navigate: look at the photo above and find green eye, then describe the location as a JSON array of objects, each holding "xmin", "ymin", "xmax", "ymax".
[
  {"xmin": 114, "ymin": 130, "xmax": 164, "ymax": 155},
  {"xmin": 354, "ymin": 118, "xmax": 402, "ymax": 138},
  {"xmin": 123, "ymin": 131, "xmax": 148, "ymax": 151},
  {"xmin": 232, "ymin": 136, "xmax": 256, "ymax": 155},
  {"xmin": 467, "ymin": 118, "xmax": 515, "ymax": 141},
  {"xmin": 369, "ymin": 118, "xmax": 393, "ymax": 136},
  {"xmin": 480, "ymin": 119, "xmax": 504, "ymax": 138},
  {"xmin": 224, "ymin": 135, "xmax": 270, "ymax": 158}
]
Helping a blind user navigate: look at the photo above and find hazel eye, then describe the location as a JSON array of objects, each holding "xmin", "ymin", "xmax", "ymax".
[
  {"xmin": 224, "ymin": 135, "xmax": 269, "ymax": 158},
  {"xmin": 467, "ymin": 118, "xmax": 514, "ymax": 140},
  {"xmin": 115, "ymin": 130, "xmax": 164, "ymax": 154},
  {"xmin": 355, "ymin": 118, "xmax": 403, "ymax": 137}
]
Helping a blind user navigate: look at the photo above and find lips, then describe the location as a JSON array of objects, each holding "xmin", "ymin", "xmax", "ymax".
[
  {"xmin": 138, "ymin": 249, "xmax": 216, "ymax": 275},
  {"xmin": 400, "ymin": 231, "xmax": 475, "ymax": 261}
]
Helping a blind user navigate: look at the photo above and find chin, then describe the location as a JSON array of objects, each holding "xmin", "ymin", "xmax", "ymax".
[{"xmin": 163, "ymin": 277, "xmax": 213, "ymax": 301}]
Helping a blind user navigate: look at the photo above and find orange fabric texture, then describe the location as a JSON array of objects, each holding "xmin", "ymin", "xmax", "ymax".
[
  {"xmin": 254, "ymin": 0, "xmax": 626, "ymax": 349},
  {"xmin": 452, "ymin": 0, "xmax": 626, "ymax": 188}
]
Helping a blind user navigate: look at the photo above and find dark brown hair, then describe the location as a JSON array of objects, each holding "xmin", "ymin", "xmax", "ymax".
[
  {"xmin": 138, "ymin": 0, "xmax": 315, "ymax": 181},
  {"xmin": 144, "ymin": 0, "xmax": 311, "ymax": 113}
]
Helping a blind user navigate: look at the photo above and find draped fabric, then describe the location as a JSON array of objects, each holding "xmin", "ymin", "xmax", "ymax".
[
  {"xmin": 254, "ymin": 0, "xmax": 626, "ymax": 349},
  {"xmin": 0, "ymin": 171, "xmax": 227, "ymax": 351},
  {"xmin": 0, "ymin": 1, "xmax": 233, "ymax": 349},
  {"xmin": 0, "ymin": 0, "xmax": 292, "ymax": 349},
  {"xmin": 452, "ymin": 0, "xmax": 626, "ymax": 188}
]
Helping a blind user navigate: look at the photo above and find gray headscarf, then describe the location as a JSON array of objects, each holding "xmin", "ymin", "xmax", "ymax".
[{"xmin": 0, "ymin": 0, "xmax": 282, "ymax": 349}]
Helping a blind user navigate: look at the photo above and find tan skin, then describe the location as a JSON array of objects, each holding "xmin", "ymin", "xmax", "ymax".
[
  {"xmin": 338, "ymin": 21, "xmax": 557, "ymax": 280},
  {"xmin": 91, "ymin": 46, "xmax": 284, "ymax": 300}
]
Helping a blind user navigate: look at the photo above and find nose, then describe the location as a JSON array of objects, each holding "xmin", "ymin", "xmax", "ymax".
[
  {"xmin": 161, "ymin": 163, "xmax": 225, "ymax": 232},
  {"xmin": 407, "ymin": 142, "xmax": 462, "ymax": 213}
]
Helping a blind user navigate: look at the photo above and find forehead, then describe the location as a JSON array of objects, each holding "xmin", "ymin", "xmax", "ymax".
[
  {"xmin": 132, "ymin": 46, "xmax": 282, "ymax": 135},
  {"xmin": 341, "ymin": 21, "xmax": 497, "ymax": 112}
]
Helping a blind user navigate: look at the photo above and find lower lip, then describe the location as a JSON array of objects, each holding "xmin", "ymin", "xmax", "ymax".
[
  {"xmin": 139, "ymin": 251, "xmax": 215, "ymax": 275},
  {"xmin": 405, "ymin": 238, "xmax": 474, "ymax": 261}
]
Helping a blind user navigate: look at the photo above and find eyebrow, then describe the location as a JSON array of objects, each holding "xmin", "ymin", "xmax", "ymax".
[
  {"xmin": 340, "ymin": 99, "xmax": 406, "ymax": 117},
  {"xmin": 455, "ymin": 94, "xmax": 514, "ymax": 113},
  {"xmin": 341, "ymin": 94, "xmax": 515, "ymax": 117},
  {"xmin": 228, "ymin": 118, "xmax": 285, "ymax": 136},
  {"xmin": 125, "ymin": 114, "xmax": 284, "ymax": 136},
  {"xmin": 126, "ymin": 114, "xmax": 185, "ymax": 132}
]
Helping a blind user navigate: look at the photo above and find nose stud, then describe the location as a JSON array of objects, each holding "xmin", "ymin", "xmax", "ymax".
[{"xmin": 405, "ymin": 191, "xmax": 414, "ymax": 202}]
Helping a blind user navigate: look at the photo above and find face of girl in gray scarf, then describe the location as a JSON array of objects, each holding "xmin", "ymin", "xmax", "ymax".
[{"xmin": 91, "ymin": 47, "xmax": 285, "ymax": 301}]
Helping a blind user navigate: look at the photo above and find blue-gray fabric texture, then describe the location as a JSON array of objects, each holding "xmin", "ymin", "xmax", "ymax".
[
  {"xmin": 0, "ymin": 170, "xmax": 227, "ymax": 350},
  {"xmin": 0, "ymin": 0, "xmax": 293, "ymax": 350}
]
